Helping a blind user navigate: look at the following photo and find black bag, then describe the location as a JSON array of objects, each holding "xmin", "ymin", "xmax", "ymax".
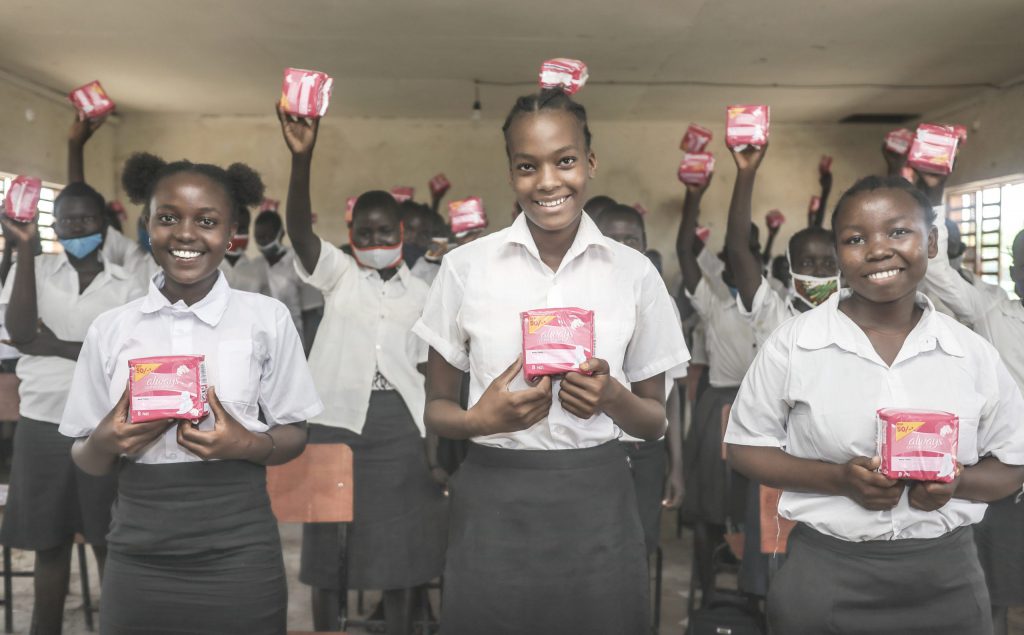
[{"xmin": 686, "ymin": 592, "xmax": 764, "ymax": 635}]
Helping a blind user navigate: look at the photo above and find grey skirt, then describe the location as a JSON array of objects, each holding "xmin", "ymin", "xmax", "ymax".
[
  {"xmin": 440, "ymin": 441, "xmax": 649, "ymax": 635},
  {"xmin": 0, "ymin": 417, "xmax": 116, "ymax": 550},
  {"xmin": 622, "ymin": 438, "xmax": 667, "ymax": 555},
  {"xmin": 974, "ymin": 493, "xmax": 1024, "ymax": 606},
  {"xmin": 681, "ymin": 385, "xmax": 746, "ymax": 525},
  {"xmin": 101, "ymin": 460, "xmax": 286, "ymax": 634},
  {"xmin": 300, "ymin": 390, "xmax": 448, "ymax": 590},
  {"xmin": 768, "ymin": 523, "xmax": 991, "ymax": 634}
]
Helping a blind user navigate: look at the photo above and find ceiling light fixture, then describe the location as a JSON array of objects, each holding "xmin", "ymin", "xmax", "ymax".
[{"xmin": 471, "ymin": 80, "xmax": 481, "ymax": 121}]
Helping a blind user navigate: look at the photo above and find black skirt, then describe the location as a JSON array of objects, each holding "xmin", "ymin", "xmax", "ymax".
[
  {"xmin": 300, "ymin": 391, "xmax": 448, "ymax": 590},
  {"xmin": 622, "ymin": 439, "xmax": 667, "ymax": 555},
  {"xmin": 441, "ymin": 441, "xmax": 649, "ymax": 635},
  {"xmin": 974, "ymin": 493, "xmax": 1024, "ymax": 606},
  {"xmin": 681, "ymin": 386, "xmax": 746, "ymax": 525},
  {"xmin": 769, "ymin": 523, "xmax": 991, "ymax": 634},
  {"xmin": 0, "ymin": 417, "xmax": 117, "ymax": 550},
  {"xmin": 100, "ymin": 460, "xmax": 286, "ymax": 634}
]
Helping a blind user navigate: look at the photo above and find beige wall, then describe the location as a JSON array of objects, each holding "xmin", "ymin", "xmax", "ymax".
[
  {"xmin": 0, "ymin": 77, "xmax": 116, "ymax": 196},
  {"xmin": 933, "ymin": 83, "xmax": 1024, "ymax": 189},
  {"xmin": 113, "ymin": 113, "xmax": 897, "ymax": 283}
]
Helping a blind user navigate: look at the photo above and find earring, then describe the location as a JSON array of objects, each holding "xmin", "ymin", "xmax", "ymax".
[{"xmin": 227, "ymin": 241, "xmax": 233, "ymax": 250}]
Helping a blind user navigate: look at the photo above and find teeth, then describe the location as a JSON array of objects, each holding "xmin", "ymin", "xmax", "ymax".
[
  {"xmin": 867, "ymin": 269, "xmax": 900, "ymax": 280},
  {"xmin": 171, "ymin": 249, "xmax": 202, "ymax": 259},
  {"xmin": 536, "ymin": 196, "xmax": 568, "ymax": 208}
]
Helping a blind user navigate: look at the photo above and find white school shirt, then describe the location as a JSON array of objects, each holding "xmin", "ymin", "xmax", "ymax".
[
  {"xmin": 922, "ymin": 207, "xmax": 1024, "ymax": 393},
  {"xmin": 59, "ymin": 272, "xmax": 323, "ymax": 464},
  {"xmin": 410, "ymin": 258, "xmax": 442, "ymax": 286},
  {"xmin": 686, "ymin": 278, "xmax": 758, "ymax": 388},
  {"xmin": 0, "ymin": 254, "xmax": 139, "ymax": 423},
  {"xmin": 295, "ymin": 238, "xmax": 429, "ymax": 435},
  {"xmin": 219, "ymin": 254, "xmax": 271, "ymax": 296},
  {"xmin": 257, "ymin": 249, "xmax": 324, "ymax": 340},
  {"xmin": 413, "ymin": 212, "xmax": 690, "ymax": 450},
  {"xmin": 738, "ymin": 276, "xmax": 800, "ymax": 346},
  {"xmin": 725, "ymin": 289, "xmax": 1024, "ymax": 542},
  {"xmin": 101, "ymin": 226, "xmax": 138, "ymax": 267}
]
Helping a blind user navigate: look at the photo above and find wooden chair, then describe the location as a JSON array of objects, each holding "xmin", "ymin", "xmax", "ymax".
[
  {"xmin": 0, "ymin": 375, "xmax": 18, "ymax": 422},
  {"xmin": 266, "ymin": 443, "xmax": 352, "ymax": 635}
]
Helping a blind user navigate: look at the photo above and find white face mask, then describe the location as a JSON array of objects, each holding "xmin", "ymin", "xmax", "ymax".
[
  {"xmin": 258, "ymin": 235, "xmax": 285, "ymax": 258},
  {"xmin": 787, "ymin": 247, "xmax": 840, "ymax": 309},
  {"xmin": 352, "ymin": 243, "xmax": 403, "ymax": 270}
]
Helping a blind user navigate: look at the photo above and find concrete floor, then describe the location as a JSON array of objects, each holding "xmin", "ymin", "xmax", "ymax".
[{"xmin": 2, "ymin": 513, "xmax": 1022, "ymax": 634}]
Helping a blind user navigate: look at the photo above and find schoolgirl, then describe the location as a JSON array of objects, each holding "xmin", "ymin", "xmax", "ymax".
[
  {"xmin": 59, "ymin": 153, "xmax": 321, "ymax": 633},
  {"xmin": 413, "ymin": 87, "xmax": 688, "ymax": 634}
]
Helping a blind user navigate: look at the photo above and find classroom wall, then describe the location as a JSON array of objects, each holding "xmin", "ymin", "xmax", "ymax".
[
  {"xmin": 934, "ymin": 83, "xmax": 1024, "ymax": 189},
  {"xmin": 0, "ymin": 77, "xmax": 116, "ymax": 196},
  {"xmin": 113, "ymin": 113, "xmax": 895, "ymax": 285}
]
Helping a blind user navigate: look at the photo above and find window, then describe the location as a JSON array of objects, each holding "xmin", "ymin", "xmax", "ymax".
[
  {"xmin": 0, "ymin": 172, "xmax": 64, "ymax": 255},
  {"xmin": 945, "ymin": 175, "xmax": 1024, "ymax": 298}
]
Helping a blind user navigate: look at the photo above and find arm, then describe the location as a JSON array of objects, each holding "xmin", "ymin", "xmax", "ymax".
[
  {"xmin": 662, "ymin": 381, "xmax": 684, "ymax": 508},
  {"xmin": 67, "ymin": 115, "xmax": 106, "ymax": 184},
  {"xmin": 676, "ymin": 182, "xmax": 711, "ymax": 295},
  {"xmin": 277, "ymin": 106, "xmax": 322, "ymax": 274},
  {"xmin": 560, "ymin": 359, "xmax": 667, "ymax": 441},
  {"xmin": 815, "ymin": 164, "xmax": 833, "ymax": 228},
  {"xmin": 0, "ymin": 218, "xmax": 39, "ymax": 343},
  {"xmin": 761, "ymin": 225, "xmax": 779, "ymax": 265},
  {"xmin": 72, "ymin": 385, "xmax": 174, "ymax": 476},
  {"xmin": 725, "ymin": 145, "xmax": 767, "ymax": 311},
  {"xmin": 0, "ymin": 233, "xmax": 13, "ymax": 285},
  {"xmin": 882, "ymin": 142, "xmax": 908, "ymax": 179},
  {"xmin": 6, "ymin": 322, "xmax": 82, "ymax": 361}
]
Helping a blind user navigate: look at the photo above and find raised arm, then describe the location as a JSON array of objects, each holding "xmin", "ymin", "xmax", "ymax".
[
  {"xmin": 676, "ymin": 179, "xmax": 712, "ymax": 295},
  {"xmin": 67, "ymin": 114, "xmax": 107, "ymax": 184},
  {"xmin": 726, "ymin": 144, "xmax": 767, "ymax": 311},
  {"xmin": 814, "ymin": 158, "xmax": 833, "ymax": 228},
  {"xmin": 0, "ymin": 217, "xmax": 39, "ymax": 343},
  {"xmin": 277, "ymin": 106, "xmax": 322, "ymax": 274}
]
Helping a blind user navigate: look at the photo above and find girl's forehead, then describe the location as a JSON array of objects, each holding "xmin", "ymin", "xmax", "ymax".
[
  {"xmin": 153, "ymin": 172, "xmax": 230, "ymax": 206},
  {"xmin": 507, "ymin": 110, "xmax": 585, "ymax": 153},
  {"xmin": 835, "ymin": 188, "xmax": 925, "ymax": 228}
]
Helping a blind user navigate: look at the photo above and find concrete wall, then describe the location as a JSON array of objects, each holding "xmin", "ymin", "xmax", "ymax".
[{"xmin": 935, "ymin": 83, "xmax": 1024, "ymax": 188}]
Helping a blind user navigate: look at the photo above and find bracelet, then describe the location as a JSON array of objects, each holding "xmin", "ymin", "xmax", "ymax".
[{"xmin": 258, "ymin": 430, "xmax": 276, "ymax": 463}]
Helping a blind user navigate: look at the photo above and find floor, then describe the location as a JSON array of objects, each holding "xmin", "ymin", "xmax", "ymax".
[{"xmin": 2, "ymin": 514, "xmax": 1022, "ymax": 634}]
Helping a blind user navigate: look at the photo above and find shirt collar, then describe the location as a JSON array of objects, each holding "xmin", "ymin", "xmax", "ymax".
[
  {"xmin": 358, "ymin": 260, "xmax": 412, "ymax": 286},
  {"xmin": 55, "ymin": 250, "xmax": 128, "ymax": 282},
  {"xmin": 139, "ymin": 270, "xmax": 231, "ymax": 327},
  {"xmin": 796, "ymin": 289, "xmax": 964, "ymax": 359},
  {"xmin": 503, "ymin": 211, "xmax": 612, "ymax": 270}
]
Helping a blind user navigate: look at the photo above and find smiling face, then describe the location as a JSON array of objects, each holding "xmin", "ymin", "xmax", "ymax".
[
  {"xmin": 148, "ymin": 171, "xmax": 237, "ymax": 295},
  {"xmin": 833, "ymin": 188, "xmax": 937, "ymax": 305},
  {"xmin": 506, "ymin": 109, "xmax": 596, "ymax": 233}
]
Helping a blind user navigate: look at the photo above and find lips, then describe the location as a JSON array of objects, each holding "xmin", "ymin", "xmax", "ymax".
[
  {"xmin": 866, "ymin": 268, "xmax": 903, "ymax": 281},
  {"xmin": 534, "ymin": 195, "xmax": 570, "ymax": 209}
]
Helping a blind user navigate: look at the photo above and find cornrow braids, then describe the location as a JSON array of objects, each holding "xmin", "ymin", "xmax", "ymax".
[
  {"xmin": 501, "ymin": 87, "xmax": 592, "ymax": 156},
  {"xmin": 831, "ymin": 175, "xmax": 937, "ymax": 233}
]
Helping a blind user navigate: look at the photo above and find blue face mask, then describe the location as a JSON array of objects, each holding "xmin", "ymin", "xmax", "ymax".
[
  {"xmin": 59, "ymin": 232, "xmax": 104, "ymax": 260},
  {"xmin": 728, "ymin": 286, "xmax": 739, "ymax": 299},
  {"xmin": 138, "ymin": 225, "xmax": 151, "ymax": 254}
]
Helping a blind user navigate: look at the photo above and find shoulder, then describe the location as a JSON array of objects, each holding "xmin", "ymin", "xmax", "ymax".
[
  {"xmin": 443, "ymin": 228, "xmax": 509, "ymax": 267},
  {"xmin": 932, "ymin": 310, "xmax": 1002, "ymax": 364},
  {"xmin": 86, "ymin": 297, "xmax": 148, "ymax": 341},
  {"xmin": 228, "ymin": 288, "xmax": 292, "ymax": 319}
]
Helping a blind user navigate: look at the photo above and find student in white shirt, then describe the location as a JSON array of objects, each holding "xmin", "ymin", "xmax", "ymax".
[
  {"xmin": 277, "ymin": 107, "xmax": 447, "ymax": 635},
  {"xmin": 675, "ymin": 167, "xmax": 759, "ymax": 605},
  {"xmin": 218, "ymin": 205, "xmax": 272, "ymax": 295},
  {"xmin": 917, "ymin": 170, "xmax": 1024, "ymax": 635},
  {"xmin": 0, "ymin": 181, "xmax": 139, "ymax": 634},
  {"xmin": 725, "ymin": 175, "xmax": 1024, "ymax": 634},
  {"xmin": 58, "ymin": 152, "xmax": 319, "ymax": 633},
  {"xmin": 414, "ymin": 87, "xmax": 688, "ymax": 634},
  {"xmin": 595, "ymin": 204, "xmax": 689, "ymax": 557}
]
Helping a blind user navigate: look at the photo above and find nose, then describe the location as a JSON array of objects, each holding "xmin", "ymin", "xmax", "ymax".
[
  {"xmin": 864, "ymin": 234, "xmax": 894, "ymax": 262},
  {"xmin": 536, "ymin": 164, "xmax": 560, "ymax": 193},
  {"xmin": 172, "ymin": 218, "xmax": 197, "ymax": 242}
]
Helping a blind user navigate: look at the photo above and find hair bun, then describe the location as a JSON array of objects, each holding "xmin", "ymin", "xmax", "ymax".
[
  {"xmin": 121, "ymin": 152, "xmax": 167, "ymax": 204},
  {"xmin": 226, "ymin": 163, "xmax": 265, "ymax": 207}
]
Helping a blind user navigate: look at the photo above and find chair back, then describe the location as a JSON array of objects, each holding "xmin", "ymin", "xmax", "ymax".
[{"xmin": 267, "ymin": 443, "xmax": 353, "ymax": 523}]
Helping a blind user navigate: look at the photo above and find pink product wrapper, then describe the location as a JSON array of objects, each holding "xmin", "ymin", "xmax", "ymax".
[
  {"xmin": 129, "ymin": 356, "xmax": 209, "ymax": 424},
  {"xmin": 3, "ymin": 176, "xmax": 42, "ymax": 223},
  {"xmin": 695, "ymin": 226, "xmax": 711, "ymax": 243},
  {"xmin": 680, "ymin": 124, "xmax": 713, "ymax": 153},
  {"xmin": 345, "ymin": 196, "xmax": 357, "ymax": 224},
  {"xmin": 68, "ymin": 81, "xmax": 115, "ymax": 120},
  {"xmin": 633, "ymin": 203, "xmax": 648, "ymax": 216},
  {"xmin": 819, "ymin": 155, "xmax": 833, "ymax": 175},
  {"xmin": 726, "ymin": 105, "xmax": 770, "ymax": 149},
  {"xmin": 390, "ymin": 186, "xmax": 414, "ymax": 203},
  {"xmin": 908, "ymin": 124, "xmax": 959, "ymax": 175},
  {"xmin": 259, "ymin": 198, "xmax": 280, "ymax": 213},
  {"xmin": 521, "ymin": 308, "xmax": 595, "ymax": 381},
  {"xmin": 448, "ymin": 197, "xmax": 487, "ymax": 235},
  {"xmin": 877, "ymin": 408, "xmax": 959, "ymax": 482},
  {"xmin": 677, "ymin": 152, "xmax": 715, "ymax": 186},
  {"xmin": 766, "ymin": 209, "xmax": 785, "ymax": 230},
  {"xmin": 538, "ymin": 58, "xmax": 588, "ymax": 95},
  {"xmin": 951, "ymin": 124, "xmax": 968, "ymax": 144},
  {"xmin": 280, "ymin": 68, "xmax": 333, "ymax": 118},
  {"xmin": 429, "ymin": 173, "xmax": 451, "ymax": 197},
  {"xmin": 884, "ymin": 128, "xmax": 915, "ymax": 155}
]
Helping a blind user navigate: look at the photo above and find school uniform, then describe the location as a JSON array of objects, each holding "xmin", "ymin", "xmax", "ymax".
[
  {"xmin": 295, "ymin": 238, "xmax": 447, "ymax": 593},
  {"xmin": 60, "ymin": 271, "xmax": 322, "ymax": 634},
  {"xmin": 218, "ymin": 252, "xmax": 271, "ymax": 295},
  {"xmin": 681, "ymin": 276, "xmax": 757, "ymax": 525},
  {"xmin": 256, "ymin": 248, "xmax": 324, "ymax": 344},
  {"xmin": 923, "ymin": 208, "xmax": 1024, "ymax": 607},
  {"xmin": 726, "ymin": 289, "xmax": 1024, "ymax": 634},
  {"xmin": 100, "ymin": 225, "xmax": 138, "ymax": 267},
  {"xmin": 0, "ymin": 253, "xmax": 138, "ymax": 552},
  {"xmin": 410, "ymin": 255, "xmax": 441, "ymax": 286},
  {"xmin": 413, "ymin": 212, "xmax": 689, "ymax": 634}
]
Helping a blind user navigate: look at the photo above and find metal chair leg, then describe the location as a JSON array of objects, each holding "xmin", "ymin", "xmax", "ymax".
[
  {"xmin": 3, "ymin": 546, "xmax": 12, "ymax": 634},
  {"xmin": 654, "ymin": 546, "xmax": 663, "ymax": 632},
  {"xmin": 76, "ymin": 543, "xmax": 94, "ymax": 631}
]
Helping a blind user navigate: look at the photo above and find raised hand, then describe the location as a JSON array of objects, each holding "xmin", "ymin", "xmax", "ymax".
[
  {"xmin": 0, "ymin": 214, "xmax": 39, "ymax": 245},
  {"xmin": 69, "ymin": 113, "xmax": 107, "ymax": 147},
  {"xmin": 276, "ymin": 104, "xmax": 319, "ymax": 157},
  {"xmin": 730, "ymin": 143, "xmax": 768, "ymax": 175}
]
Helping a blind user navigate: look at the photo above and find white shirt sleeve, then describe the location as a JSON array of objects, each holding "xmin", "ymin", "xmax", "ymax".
[
  {"xmin": 724, "ymin": 324, "xmax": 792, "ymax": 448},
  {"xmin": 975, "ymin": 350, "xmax": 1024, "ymax": 466},
  {"xmin": 293, "ymin": 238, "xmax": 355, "ymax": 294},
  {"xmin": 59, "ymin": 322, "xmax": 112, "ymax": 438},
  {"xmin": 411, "ymin": 257, "xmax": 470, "ymax": 371},
  {"xmin": 257, "ymin": 306, "xmax": 324, "ymax": 425},
  {"xmin": 922, "ymin": 207, "xmax": 995, "ymax": 326},
  {"xmin": 685, "ymin": 277, "xmax": 714, "ymax": 321},
  {"xmin": 622, "ymin": 264, "xmax": 691, "ymax": 382},
  {"xmin": 738, "ymin": 276, "xmax": 793, "ymax": 345}
]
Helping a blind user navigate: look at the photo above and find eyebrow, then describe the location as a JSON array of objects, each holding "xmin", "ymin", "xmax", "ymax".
[{"xmin": 510, "ymin": 145, "xmax": 579, "ymax": 161}]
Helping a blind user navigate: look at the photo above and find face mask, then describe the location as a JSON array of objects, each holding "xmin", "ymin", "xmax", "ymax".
[
  {"xmin": 351, "ymin": 225, "xmax": 404, "ymax": 270},
  {"xmin": 728, "ymin": 286, "xmax": 739, "ymax": 299},
  {"xmin": 59, "ymin": 232, "xmax": 104, "ymax": 260},
  {"xmin": 258, "ymin": 236, "xmax": 284, "ymax": 258},
  {"xmin": 788, "ymin": 247, "xmax": 840, "ymax": 309},
  {"xmin": 137, "ymin": 225, "xmax": 151, "ymax": 254},
  {"xmin": 227, "ymin": 234, "xmax": 249, "ymax": 256}
]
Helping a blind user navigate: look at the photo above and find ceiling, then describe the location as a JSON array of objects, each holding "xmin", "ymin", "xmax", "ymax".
[{"xmin": 2, "ymin": 0, "xmax": 1023, "ymax": 122}]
